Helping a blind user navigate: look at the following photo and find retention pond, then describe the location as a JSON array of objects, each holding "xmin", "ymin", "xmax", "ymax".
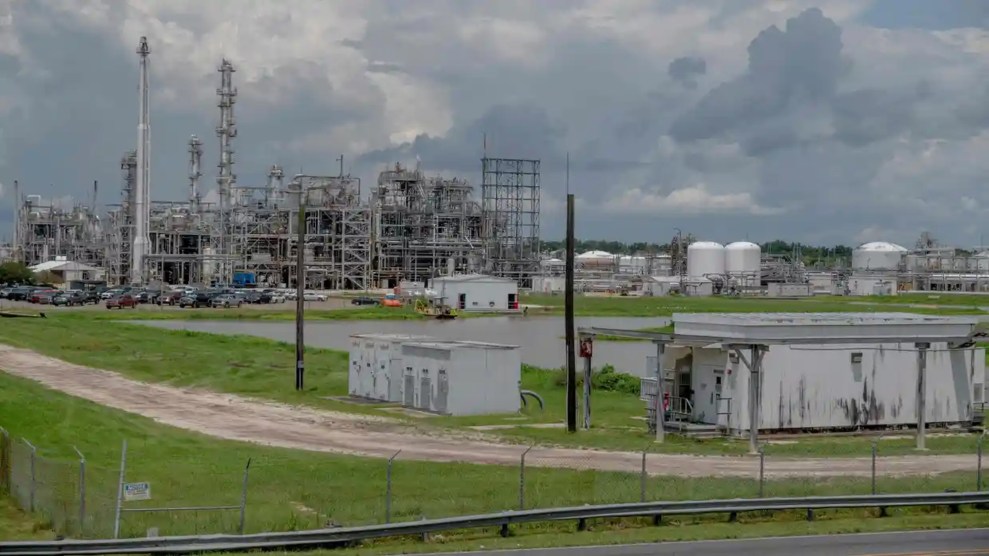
[{"xmin": 138, "ymin": 316, "xmax": 670, "ymax": 373}]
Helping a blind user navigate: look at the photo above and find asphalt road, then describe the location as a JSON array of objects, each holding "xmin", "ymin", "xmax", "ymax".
[{"xmin": 421, "ymin": 528, "xmax": 989, "ymax": 556}]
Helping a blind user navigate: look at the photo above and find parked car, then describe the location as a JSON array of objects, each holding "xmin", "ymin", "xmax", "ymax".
[
  {"xmin": 351, "ymin": 296, "xmax": 379, "ymax": 306},
  {"xmin": 177, "ymin": 295, "xmax": 198, "ymax": 308},
  {"xmin": 28, "ymin": 289, "xmax": 57, "ymax": 304},
  {"xmin": 211, "ymin": 294, "xmax": 242, "ymax": 308},
  {"xmin": 52, "ymin": 291, "xmax": 86, "ymax": 307},
  {"xmin": 0, "ymin": 287, "xmax": 12, "ymax": 299},
  {"xmin": 6, "ymin": 286, "xmax": 34, "ymax": 301},
  {"xmin": 157, "ymin": 290, "xmax": 185, "ymax": 306},
  {"xmin": 303, "ymin": 291, "xmax": 327, "ymax": 302},
  {"xmin": 106, "ymin": 294, "xmax": 137, "ymax": 309},
  {"xmin": 83, "ymin": 290, "xmax": 102, "ymax": 304},
  {"xmin": 101, "ymin": 289, "xmax": 122, "ymax": 300}
]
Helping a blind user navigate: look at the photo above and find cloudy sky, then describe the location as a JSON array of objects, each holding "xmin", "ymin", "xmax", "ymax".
[{"xmin": 2, "ymin": 0, "xmax": 989, "ymax": 247}]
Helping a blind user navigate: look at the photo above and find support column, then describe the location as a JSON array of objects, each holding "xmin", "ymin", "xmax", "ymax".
[
  {"xmin": 655, "ymin": 342, "xmax": 667, "ymax": 443},
  {"xmin": 916, "ymin": 342, "xmax": 930, "ymax": 451},
  {"xmin": 734, "ymin": 345, "xmax": 766, "ymax": 455},
  {"xmin": 748, "ymin": 345, "xmax": 764, "ymax": 454},
  {"xmin": 580, "ymin": 335, "xmax": 592, "ymax": 430}
]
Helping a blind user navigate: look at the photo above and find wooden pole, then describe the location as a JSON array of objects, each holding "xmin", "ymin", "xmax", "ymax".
[
  {"xmin": 565, "ymin": 193, "xmax": 576, "ymax": 432},
  {"xmin": 295, "ymin": 197, "xmax": 305, "ymax": 391}
]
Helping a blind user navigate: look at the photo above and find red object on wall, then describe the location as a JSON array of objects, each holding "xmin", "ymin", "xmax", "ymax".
[
  {"xmin": 579, "ymin": 337, "xmax": 593, "ymax": 358},
  {"xmin": 663, "ymin": 392, "xmax": 670, "ymax": 411}
]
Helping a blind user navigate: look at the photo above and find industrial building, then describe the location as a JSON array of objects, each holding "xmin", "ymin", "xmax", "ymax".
[
  {"xmin": 7, "ymin": 37, "xmax": 542, "ymax": 290},
  {"xmin": 348, "ymin": 334, "xmax": 521, "ymax": 416},
  {"xmin": 29, "ymin": 258, "xmax": 106, "ymax": 288},
  {"xmin": 429, "ymin": 274, "xmax": 519, "ymax": 311},
  {"xmin": 583, "ymin": 312, "xmax": 983, "ymax": 447}
]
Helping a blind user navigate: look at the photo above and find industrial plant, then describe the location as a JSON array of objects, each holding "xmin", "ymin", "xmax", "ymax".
[{"xmin": 6, "ymin": 38, "xmax": 541, "ymax": 290}]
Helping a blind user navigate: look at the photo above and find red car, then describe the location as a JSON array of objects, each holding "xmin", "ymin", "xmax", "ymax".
[
  {"xmin": 28, "ymin": 289, "xmax": 57, "ymax": 304},
  {"xmin": 106, "ymin": 294, "xmax": 137, "ymax": 309}
]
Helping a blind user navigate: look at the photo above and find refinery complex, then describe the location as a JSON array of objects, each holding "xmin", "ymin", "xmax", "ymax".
[
  {"xmin": 4, "ymin": 38, "xmax": 540, "ymax": 290},
  {"xmin": 3, "ymin": 37, "xmax": 989, "ymax": 298}
]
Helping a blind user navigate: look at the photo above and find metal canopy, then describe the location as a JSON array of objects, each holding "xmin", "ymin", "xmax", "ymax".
[
  {"xmin": 579, "ymin": 312, "xmax": 977, "ymax": 346},
  {"xmin": 576, "ymin": 312, "xmax": 980, "ymax": 454}
]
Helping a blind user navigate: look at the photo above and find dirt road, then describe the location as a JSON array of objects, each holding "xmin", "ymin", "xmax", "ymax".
[{"xmin": 0, "ymin": 344, "xmax": 978, "ymax": 479}]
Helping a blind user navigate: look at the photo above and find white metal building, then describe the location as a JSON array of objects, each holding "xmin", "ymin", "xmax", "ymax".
[
  {"xmin": 30, "ymin": 258, "xmax": 106, "ymax": 283},
  {"xmin": 348, "ymin": 334, "xmax": 521, "ymax": 416},
  {"xmin": 349, "ymin": 334, "xmax": 432, "ymax": 402},
  {"xmin": 430, "ymin": 274, "xmax": 519, "ymax": 311},
  {"xmin": 399, "ymin": 339, "xmax": 521, "ymax": 415},
  {"xmin": 661, "ymin": 313, "xmax": 984, "ymax": 432}
]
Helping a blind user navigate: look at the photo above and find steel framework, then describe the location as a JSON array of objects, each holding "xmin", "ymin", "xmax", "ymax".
[{"xmin": 481, "ymin": 157, "xmax": 540, "ymax": 286}]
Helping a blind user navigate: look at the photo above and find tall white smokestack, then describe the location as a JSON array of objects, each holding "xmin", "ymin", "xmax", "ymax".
[{"xmin": 131, "ymin": 36, "xmax": 151, "ymax": 284}]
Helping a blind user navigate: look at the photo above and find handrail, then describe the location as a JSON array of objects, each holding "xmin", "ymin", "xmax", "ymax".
[{"xmin": 2, "ymin": 491, "xmax": 987, "ymax": 555}]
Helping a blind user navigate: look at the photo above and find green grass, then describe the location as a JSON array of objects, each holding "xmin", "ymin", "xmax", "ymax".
[
  {"xmin": 521, "ymin": 293, "xmax": 986, "ymax": 317},
  {"xmin": 0, "ymin": 497, "xmax": 53, "ymax": 540},
  {"xmin": 0, "ymin": 372, "xmax": 984, "ymax": 542},
  {"xmin": 0, "ymin": 317, "xmax": 389, "ymax": 418},
  {"xmin": 0, "ymin": 318, "xmax": 983, "ymax": 457}
]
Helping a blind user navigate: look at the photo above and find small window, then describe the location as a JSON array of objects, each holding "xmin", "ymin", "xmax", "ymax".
[
  {"xmin": 851, "ymin": 352, "xmax": 863, "ymax": 364},
  {"xmin": 729, "ymin": 353, "xmax": 739, "ymax": 364}
]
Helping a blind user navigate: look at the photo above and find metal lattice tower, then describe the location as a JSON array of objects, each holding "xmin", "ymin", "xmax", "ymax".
[
  {"xmin": 131, "ymin": 36, "xmax": 151, "ymax": 285},
  {"xmin": 480, "ymin": 157, "xmax": 541, "ymax": 286},
  {"xmin": 216, "ymin": 58, "xmax": 237, "ymax": 282},
  {"xmin": 188, "ymin": 135, "xmax": 203, "ymax": 212}
]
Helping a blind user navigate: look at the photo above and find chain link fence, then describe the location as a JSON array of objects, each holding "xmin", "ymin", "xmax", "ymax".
[{"xmin": 1, "ymin": 425, "xmax": 985, "ymax": 539}]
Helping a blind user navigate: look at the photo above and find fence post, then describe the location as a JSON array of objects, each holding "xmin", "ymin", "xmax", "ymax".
[
  {"xmin": 978, "ymin": 432, "xmax": 986, "ymax": 492},
  {"xmin": 519, "ymin": 446, "xmax": 533, "ymax": 511},
  {"xmin": 757, "ymin": 444, "xmax": 765, "ymax": 498},
  {"xmin": 23, "ymin": 439, "xmax": 36, "ymax": 513},
  {"xmin": 239, "ymin": 458, "xmax": 252, "ymax": 535},
  {"xmin": 0, "ymin": 427, "xmax": 10, "ymax": 496},
  {"xmin": 871, "ymin": 439, "xmax": 878, "ymax": 495},
  {"xmin": 640, "ymin": 451, "xmax": 647, "ymax": 503},
  {"xmin": 113, "ymin": 439, "xmax": 128, "ymax": 539},
  {"xmin": 73, "ymin": 447, "xmax": 85, "ymax": 536},
  {"xmin": 385, "ymin": 450, "xmax": 401, "ymax": 524}
]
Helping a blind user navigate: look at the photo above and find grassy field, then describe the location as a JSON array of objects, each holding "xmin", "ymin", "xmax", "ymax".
[
  {"xmin": 520, "ymin": 293, "xmax": 986, "ymax": 317},
  {"xmin": 0, "ymin": 497, "xmax": 52, "ymax": 541},
  {"xmin": 0, "ymin": 318, "xmax": 984, "ymax": 457},
  {"xmin": 0, "ymin": 372, "xmax": 983, "ymax": 543}
]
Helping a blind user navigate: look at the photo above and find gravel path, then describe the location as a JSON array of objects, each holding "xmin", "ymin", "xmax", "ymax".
[{"xmin": 0, "ymin": 344, "xmax": 977, "ymax": 479}]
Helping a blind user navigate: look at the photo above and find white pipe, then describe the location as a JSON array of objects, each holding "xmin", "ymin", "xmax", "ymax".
[{"xmin": 131, "ymin": 36, "xmax": 150, "ymax": 285}]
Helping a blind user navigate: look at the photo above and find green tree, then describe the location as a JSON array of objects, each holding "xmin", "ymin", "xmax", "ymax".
[{"xmin": 0, "ymin": 262, "xmax": 35, "ymax": 285}]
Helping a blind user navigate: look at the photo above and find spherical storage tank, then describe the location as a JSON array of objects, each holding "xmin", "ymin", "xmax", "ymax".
[
  {"xmin": 687, "ymin": 241, "xmax": 725, "ymax": 278},
  {"xmin": 851, "ymin": 242, "xmax": 908, "ymax": 271},
  {"xmin": 725, "ymin": 241, "xmax": 761, "ymax": 285}
]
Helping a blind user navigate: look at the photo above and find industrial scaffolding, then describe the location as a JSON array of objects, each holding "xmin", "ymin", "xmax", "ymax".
[
  {"xmin": 8, "ymin": 42, "xmax": 543, "ymax": 289},
  {"xmin": 481, "ymin": 157, "xmax": 541, "ymax": 286}
]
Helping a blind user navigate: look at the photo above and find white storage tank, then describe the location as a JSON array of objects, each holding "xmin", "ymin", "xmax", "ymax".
[
  {"xmin": 851, "ymin": 242, "xmax": 907, "ymax": 271},
  {"xmin": 725, "ymin": 241, "xmax": 761, "ymax": 287},
  {"xmin": 576, "ymin": 250, "xmax": 616, "ymax": 270},
  {"xmin": 687, "ymin": 241, "xmax": 725, "ymax": 278}
]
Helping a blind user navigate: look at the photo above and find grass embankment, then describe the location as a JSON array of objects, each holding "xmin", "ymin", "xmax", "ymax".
[
  {"xmin": 0, "ymin": 497, "xmax": 52, "ymax": 540},
  {"xmin": 521, "ymin": 293, "xmax": 986, "ymax": 317},
  {"xmin": 0, "ymin": 318, "xmax": 983, "ymax": 457},
  {"xmin": 0, "ymin": 372, "xmax": 983, "ymax": 543}
]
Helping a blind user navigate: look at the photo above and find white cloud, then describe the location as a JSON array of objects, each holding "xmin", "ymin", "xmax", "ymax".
[{"xmin": 601, "ymin": 184, "xmax": 784, "ymax": 216}]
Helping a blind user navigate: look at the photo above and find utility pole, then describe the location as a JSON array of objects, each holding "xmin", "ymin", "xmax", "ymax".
[
  {"xmin": 295, "ymin": 192, "xmax": 306, "ymax": 391},
  {"xmin": 565, "ymin": 190, "xmax": 577, "ymax": 433}
]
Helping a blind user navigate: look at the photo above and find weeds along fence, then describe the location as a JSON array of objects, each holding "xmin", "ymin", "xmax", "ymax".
[{"xmin": 0, "ymin": 426, "xmax": 986, "ymax": 539}]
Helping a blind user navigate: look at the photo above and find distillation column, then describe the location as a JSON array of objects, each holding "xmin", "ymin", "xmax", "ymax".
[
  {"xmin": 188, "ymin": 135, "xmax": 203, "ymax": 212},
  {"xmin": 131, "ymin": 36, "xmax": 151, "ymax": 285},
  {"xmin": 216, "ymin": 59, "xmax": 237, "ymax": 283}
]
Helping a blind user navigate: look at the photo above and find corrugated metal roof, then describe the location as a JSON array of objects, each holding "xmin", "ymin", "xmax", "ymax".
[{"xmin": 432, "ymin": 274, "xmax": 516, "ymax": 284}]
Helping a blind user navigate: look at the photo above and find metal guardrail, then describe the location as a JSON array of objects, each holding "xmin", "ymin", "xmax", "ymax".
[{"xmin": 2, "ymin": 491, "xmax": 988, "ymax": 555}]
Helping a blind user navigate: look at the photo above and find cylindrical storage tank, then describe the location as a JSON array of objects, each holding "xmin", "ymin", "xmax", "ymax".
[
  {"xmin": 725, "ymin": 241, "xmax": 761, "ymax": 287},
  {"xmin": 687, "ymin": 241, "xmax": 725, "ymax": 278},
  {"xmin": 851, "ymin": 242, "xmax": 907, "ymax": 271},
  {"xmin": 576, "ymin": 250, "xmax": 615, "ymax": 270}
]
